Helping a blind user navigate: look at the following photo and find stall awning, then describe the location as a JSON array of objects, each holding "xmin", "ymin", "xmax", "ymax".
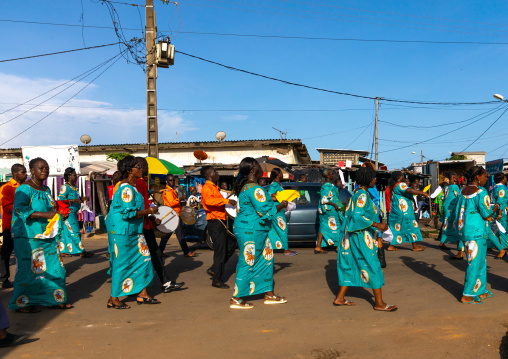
[
  {"xmin": 81, "ymin": 161, "xmax": 117, "ymax": 176},
  {"xmin": 0, "ymin": 168, "xmax": 12, "ymax": 182}
]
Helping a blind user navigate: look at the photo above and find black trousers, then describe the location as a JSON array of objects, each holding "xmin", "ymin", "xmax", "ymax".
[
  {"xmin": 143, "ymin": 228, "xmax": 170, "ymax": 285},
  {"xmin": 1, "ymin": 229, "xmax": 13, "ymax": 279},
  {"xmin": 208, "ymin": 219, "xmax": 237, "ymax": 283},
  {"xmin": 159, "ymin": 222, "xmax": 189, "ymax": 254}
]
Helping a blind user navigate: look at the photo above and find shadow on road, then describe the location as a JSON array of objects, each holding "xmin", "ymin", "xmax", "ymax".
[
  {"xmin": 401, "ymin": 255, "xmax": 462, "ymax": 300},
  {"xmin": 324, "ymin": 259, "xmax": 374, "ymax": 306}
]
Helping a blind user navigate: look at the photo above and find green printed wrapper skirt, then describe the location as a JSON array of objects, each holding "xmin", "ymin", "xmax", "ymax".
[
  {"xmin": 59, "ymin": 215, "xmax": 85, "ymax": 255},
  {"xmin": 110, "ymin": 233, "xmax": 154, "ymax": 298},
  {"xmin": 462, "ymin": 237, "xmax": 487, "ymax": 297},
  {"xmin": 318, "ymin": 212, "xmax": 341, "ymax": 247},
  {"xmin": 268, "ymin": 212, "xmax": 288, "ymax": 250},
  {"xmin": 233, "ymin": 228, "xmax": 274, "ymax": 297}
]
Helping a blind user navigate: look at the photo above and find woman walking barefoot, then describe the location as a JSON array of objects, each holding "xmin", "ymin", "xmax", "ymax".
[{"xmin": 335, "ymin": 167, "xmax": 397, "ymax": 312}]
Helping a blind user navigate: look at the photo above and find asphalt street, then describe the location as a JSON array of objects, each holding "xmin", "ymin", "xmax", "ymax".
[{"xmin": 1, "ymin": 234, "xmax": 508, "ymax": 359}]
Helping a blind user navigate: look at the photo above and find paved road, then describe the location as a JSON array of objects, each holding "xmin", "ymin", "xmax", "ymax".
[{"xmin": 1, "ymin": 234, "xmax": 508, "ymax": 359}]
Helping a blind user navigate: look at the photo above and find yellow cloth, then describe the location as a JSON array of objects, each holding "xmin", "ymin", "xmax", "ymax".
[{"xmin": 275, "ymin": 190, "xmax": 300, "ymax": 203}]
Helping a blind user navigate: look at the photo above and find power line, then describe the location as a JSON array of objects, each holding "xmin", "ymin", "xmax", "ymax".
[
  {"xmin": 0, "ymin": 42, "xmax": 120, "ymax": 63},
  {"xmin": 301, "ymin": 124, "xmax": 371, "ymax": 140},
  {"xmin": 0, "ymin": 51, "xmax": 125, "ymax": 147},
  {"xmin": 176, "ymin": 50, "xmax": 498, "ymax": 106},
  {"xmin": 459, "ymin": 106, "xmax": 508, "ymax": 152}
]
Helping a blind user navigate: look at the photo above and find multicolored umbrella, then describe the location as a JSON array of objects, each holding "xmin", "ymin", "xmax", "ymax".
[{"xmin": 146, "ymin": 157, "xmax": 184, "ymax": 175}]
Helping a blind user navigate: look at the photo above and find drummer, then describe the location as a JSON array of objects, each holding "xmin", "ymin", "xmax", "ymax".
[{"xmin": 159, "ymin": 174, "xmax": 197, "ymax": 258}]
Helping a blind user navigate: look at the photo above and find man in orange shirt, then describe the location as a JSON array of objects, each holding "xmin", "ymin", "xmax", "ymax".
[
  {"xmin": 0, "ymin": 164, "xmax": 27, "ymax": 288},
  {"xmin": 159, "ymin": 174, "xmax": 196, "ymax": 257},
  {"xmin": 201, "ymin": 166, "xmax": 237, "ymax": 289}
]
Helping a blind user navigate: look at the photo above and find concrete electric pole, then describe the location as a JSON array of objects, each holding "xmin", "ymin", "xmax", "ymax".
[
  {"xmin": 146, "ymin": 0, "xmax": 158, "ymax": 158},
  {"xmin": 374, "ymin": 97, "xmax": 379, "ymax": 170}
]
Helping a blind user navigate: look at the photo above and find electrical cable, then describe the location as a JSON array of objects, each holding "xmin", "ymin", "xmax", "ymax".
[
  {"xmin": 0, "ymin": 51, "xmax": 126, "ymax": 147},
  {"xmin": 0, "ymin": 42, "xmax": 120, "ymax": 63},
  {"xmin": 176, "ymin": 50, "xmax": 498, "ymax": 106},
  {"xmin": 459, "ymin": 106, "xmax": 508, "ymax": 152}
]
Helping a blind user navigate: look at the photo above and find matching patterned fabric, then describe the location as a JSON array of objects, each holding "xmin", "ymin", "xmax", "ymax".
[
  {"xmin": 267, "ymin": 181, "xmax": 289, "ymax": 250},
  {"xmin": 388, "ymin": 182, "xmax": 423, "ymax": 245},
  {"xmin": 58, "ymin": 184, "xmax": 85, "ymax": 254},
  {"xmin": 440, "ymin": 184, "xmax": 462, "ymax": 247},
  {"xmin": 317, "ymin": 182, "xmax": 344, "ymax": 247},
  {"xmin": 491, "ymin": 183, "xmax": 508, "ymax": 250}
]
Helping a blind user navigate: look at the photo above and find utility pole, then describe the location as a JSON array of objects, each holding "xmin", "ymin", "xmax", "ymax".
[
  {"xmin": 375, "ymin": 97, "xmax": 379, "ymax": 170},
  {"xmin": 146, "ymin": 0, "xmax": 158, "ymax": 158},
  {"xmin": 421, "ymin": 149, "xmax": 424, "ymax": 166}
]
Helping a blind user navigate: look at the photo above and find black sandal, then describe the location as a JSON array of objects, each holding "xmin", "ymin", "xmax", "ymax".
[
  {"xmin": 107, "ymin": 301, "xmax": 130, "ymax": 309},
  {"xmin": 15, "ymin": 306, "xmax": 41, "ymax": 313},
  {"xmin": 136, "ymin": 296, "xmax": 161, "ymax": 305}
]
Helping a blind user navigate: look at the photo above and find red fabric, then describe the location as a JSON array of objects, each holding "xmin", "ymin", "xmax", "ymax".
[
  {"xmin": 0, "ymin": 179, "xmax": 20, "ymax": 230},
  {"xmin": 56, "ymin": 200, "xmax": 71, "ymax": 216},
  {"xmin": 385, "ymin": 187, "xmax": 391, "ymax": 213},
  {"xmin": 108, "ymin": 185, "xmax": 114, "ymax": 200},
  {"xmin": 136, "ymin": 178, "xmax": 153, "ymax": 230}
]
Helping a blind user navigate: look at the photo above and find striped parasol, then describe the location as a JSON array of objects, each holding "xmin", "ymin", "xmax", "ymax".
[{"xmin": 146, "ymin": 157, "xmax": 184, "ymax": 175}]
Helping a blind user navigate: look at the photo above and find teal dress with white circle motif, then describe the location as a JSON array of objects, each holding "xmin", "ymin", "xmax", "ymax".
[
  {"xmin": 491, "ymin": 183, "xmax": 508, "ymax": 250},
  {"xmin": 317, "ymin": 182, "xmax": 344, "ymax": 247},
  {"xmin": 338, "ymin": 188, "xmax": 384, "ymax": 289},
  {"xmin": 106, "ymin": 183, "xmax": 154, "ymax": 297},
  {"xmin": 58, "ymin": 184, "xmax": 85, "ymax": 254},
  {"xmin": 267, "ymin": 181, "xmax": 289, "ymax": 250},
  {"xmin": 388, "ymin": 182, "xmax": 423, "ymax": 245},
  {"xmin": 440, "ymin": 184, "xmax": 462, "ymax": 248},
  {"xmin": 233, "ymin": 183, "xmax": 276, "ymax": 298},
  {"xmin": 9, "ymin": 184, "xmax": 67, "ymax": 310}
]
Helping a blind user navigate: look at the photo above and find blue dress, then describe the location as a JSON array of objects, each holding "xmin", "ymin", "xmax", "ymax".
[
  {"xmin": 317, "ymin": 182, "xmax": 344, "ymax": 247},
  {"xmin": 9, "ymin": 184, "xmax": 68, "ymax": 310},
  {"xmin": 106, "ymin": 183, "xmax": 154, "ymax": 297},
  {"xmin": 388, "ymin": 182, "xmax": 423, "ymax": 245},
  {"xmin": 267, "ymin": 181, "xmax": 288, "ymax": 250},
  {"xmin": 233, "ymin": 183, "xmax": 276, "ymax": 298},
  {"xmin": 338, "ymin": 188, "xmax": 384, "ymax": 289},
  {"xmin": 455, "ymin": 186, "xmax": 492, "ymax": 297},
  {"xmin": 440, "ymin": 184, "xmax": 462, "ymax": 248},
  {"xmin": 58, "ymin": 183, "xmax": 85, "ymax": 254}
]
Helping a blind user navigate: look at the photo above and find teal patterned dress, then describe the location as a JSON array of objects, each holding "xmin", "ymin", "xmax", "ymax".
[
  {"xmin": 9, "ymin": 184, "xmax": 68, "ymax": 310},
  {"xmin": 440, "ymin": 184, "xmax": 462, "ymax": 249},
  {"xmin": 58, "ymin": 183, "xmax": 85, "ymax": 255},
  {"xmin": 318, "ymin": 182, "xmax": 344, "ymax": 247},
  {"xmin": 491, "ymin": 183, "xmax": 508, "ymax": 249},
  {"xmin": 106, "ymin": 183, "xmax": 154, "ymax": 297},
  {"xmin": 388, "ymin": 182, "xmax": 423, "ymax": 245},
  {"xmin": 455, "ymin": 186, "xmax": 492, "ymax": 297},
  {"xmin": 338, "ymin": 188, "xmax": 384, "ymax": 289},
  {"xmin": 267, "ymin": 181, "xmax": 288, "ymax": 250},
  {"xmin": 233, "ymin": 183, "xmax": 276, "ymax": 298}
]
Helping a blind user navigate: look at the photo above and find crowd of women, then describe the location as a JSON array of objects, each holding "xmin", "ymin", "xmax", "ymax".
[{"xmin": 1, "ymin": 155, "xmax": 505, "ymax": 315}]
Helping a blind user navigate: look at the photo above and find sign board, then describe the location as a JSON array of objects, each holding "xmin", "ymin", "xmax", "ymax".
[
  {"xmin": 22, "ymin": 145, "xmax": 80, "ymax": 175},
  {"xmin": 486, "ymin": 159, "xmax": 504, "ymax": 175}
]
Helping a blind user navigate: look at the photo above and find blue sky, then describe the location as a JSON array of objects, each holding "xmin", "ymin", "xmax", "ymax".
[{"xmin": 1, "ymin": 0, "xmax": 508, "ymax": 168}]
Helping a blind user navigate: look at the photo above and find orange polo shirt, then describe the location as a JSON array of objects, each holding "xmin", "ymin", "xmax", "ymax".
[
  {"xmin": 0, "ymin": 178, "xmax": 20, "ymax": 231},
  {"xmin": 163, "ymin": 185, "xmax": 181, "ymax": 215},
  {"xmin": 201, "ymin": 180, "xmax": 230, "ymax": 221}
]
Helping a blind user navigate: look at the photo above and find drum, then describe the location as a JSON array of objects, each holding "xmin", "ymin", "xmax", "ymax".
[
  {"xmin": 180, "ymin": 205, "xmax": 198, "ymax": 225},
  {"xmin": 225, "ymin": 194, "xmax": 238, "ymax": 218},
  {"xmin": 153, "ymin": 206, "xmax": 179, "ymax": 233}
]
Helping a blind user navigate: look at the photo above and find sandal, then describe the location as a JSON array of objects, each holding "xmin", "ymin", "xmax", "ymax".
[
  {"xmin": 481, "ymin": 291, "xmax": 494, "ymax": 299},
  {"xmin": 15, "ymin": 306, "xmax": 41, "ymax": 313},
  {"xmin": 264, "ymin": 295, "xmax": 287, "ymax": 304},
  {"xmin": 461, "ymin": 296, "xmax": 483, "ymax": 304},
  {"xmin": 412, "ymin": 246, "xmax": 426, "ymax": 252},
  {"xmin": 184, "ymin": 252, "xmax": 197, "ymax": 257},
  {"xmin": 136, "ymin": 296, "xmax": 161, "ymax": 305},
  {"xmin": 314, "ymin": 249, "xmax": 327, "ymax": 254},
  {"xmin": 386, "ymin": 247, "xmax": 400, "ymax": 251},
  {"xmin": 80, "ymin": 252, "xmax": 94, "ymax": 258},
  {"xmin": 333, "ymin": 300, "xmax": 356, "ymax": 307},
  {"xmin": 230, "ymin": 297, "xmax": 254, "ymax": 309},
  {"xmin": 374, "ymin": 304, "xmax": 398, "ymax": 312},
  {"xmin": 284, "ymin": 251, "xmax": 298, "ymax": 256},
  {"xmin": 107, "ymin": 301, "xmax": 130, "ymax": 309},
  {"xmin": 49, "ymin": 303, "xmax": 74, "ymax": 310}
]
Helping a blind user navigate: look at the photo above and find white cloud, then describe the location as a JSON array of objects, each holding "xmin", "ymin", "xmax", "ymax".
[
  {"xmin": 0, "ymin": 73, "xmax": 198, "ymax": 148},
  {"xmin": 222, "ymin": 114, "xmax": 248, "ymax": 122}
]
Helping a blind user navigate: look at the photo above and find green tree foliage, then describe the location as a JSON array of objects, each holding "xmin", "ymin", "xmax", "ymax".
[
  {"xmin": 106, "ymin": 152, "xmax": 130, "ymax": 162},
  {"xmin": 445, "ymin": 154, "xmax": 466, "ymax": 161}
]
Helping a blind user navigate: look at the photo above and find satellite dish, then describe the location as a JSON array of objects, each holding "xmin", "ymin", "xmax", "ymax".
[
  {"xmin": 194, "ymin": 150, "xmax": 208, "ymax": 163},
  {"xmin": 215, "ymin": 131, "xmax": 226, "ymax": 142},
  {"xmin": 80, "ymin": 134, "xmax": 92, "ymax": 145}
]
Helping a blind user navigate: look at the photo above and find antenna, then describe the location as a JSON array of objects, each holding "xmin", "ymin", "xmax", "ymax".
[{"xmin": 272, "ymin": 127, "xmax": 287, "ymax": 140}]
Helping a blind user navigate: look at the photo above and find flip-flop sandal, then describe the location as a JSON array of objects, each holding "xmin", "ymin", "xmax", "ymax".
[
  {"xmin": 15, "ymin": 306, "xmax": 41, "ymax": 313},
  {"xmin": 230, "ymin": 298, "xmax": 254, "ymax": 309},
  {"xmin": 333, "ymin": 300, "xmax": 356, "ymax": 306},
  {"xmin": 284, "ymin": 251, "xmax": 298, "ymax": 256},
  {"xmin": 482, "ymin": 291, "xmax": 494, "ymax": 299},
  {"xmin": 107, "ymin": 301, "xmax": 131, "ymax": 309},
  {"xmin": 374, "ymin": 304, "xmax": 398, "ymax": 312},
  {"xmin": 412, "ymin": 247, "xmax": 426, "ymax": 252},
  {"xmin": 264, "ymin": 295, "xmax": 287, "ymax": 304},
  {"xmin": 461, "ymin": 296, "xmax": 483, "ymax": 304},
  {"xmin": 314, "ymin": 250, "xmax": 327, "ymax": 254},
  {"xmin": 386, "ymin": 248, "xmax": 400, "ymax": 251}
]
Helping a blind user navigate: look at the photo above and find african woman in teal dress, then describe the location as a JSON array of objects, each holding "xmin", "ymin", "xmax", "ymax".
[
  {"xmin": 9, "ymin": 158, "xmax": 72, "ymax": 312},
  {"xmin": 316, "ymin": 169, "xmax": 344, "ymax": 254},
  {"xmin": 58, "ymin": 167, "xmax": 93, "ymax": 258},
  {"xmin": 267, "ymin": 168, "xmax": 297, "ymax": 256},
  {"xmin": 455, "ymin": 166, "xmax": 499, "ymax": 304},
  {"xmin": 491, "ymin": 172, "xmax": 508, "ymax": 260},
  {"xmin": 439, "ymin": 172, "xmax": 465, "ymax": 260},
  {"xmin": 387, "ymin": 171, "xmax": 429, "ymax": 252},
  {"xmin": 105, "ymin": 156, "xmax": 159, "ymax": 309},
  {"xmin": 230, "ymin": 157, "xmax": 288, "ymax": 309},
  {"xmin": 334, "ymin": 167, "xmax": 397, "ymax": 311}
]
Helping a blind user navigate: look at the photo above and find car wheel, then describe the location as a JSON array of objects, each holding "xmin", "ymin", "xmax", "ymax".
[{"xmin": 205, "ymin": 229, "xmax": 214, "ymax": 250}]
